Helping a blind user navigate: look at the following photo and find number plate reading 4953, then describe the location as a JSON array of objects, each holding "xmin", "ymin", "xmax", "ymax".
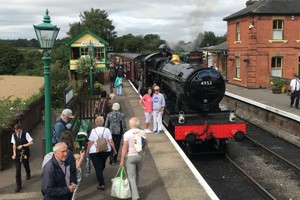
[{"xmin": 200, "ymin": 81, "xmax": 212, "ymax": 86}]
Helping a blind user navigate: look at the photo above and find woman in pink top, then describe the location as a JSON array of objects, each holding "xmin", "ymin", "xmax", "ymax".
[{"xmin": 139, "ymin": 87, "xmax": 153, "ymax": 133}]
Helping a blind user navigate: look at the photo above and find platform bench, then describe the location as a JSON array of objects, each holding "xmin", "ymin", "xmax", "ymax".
[
  {"xmin": 75, "ymin": 119, "xmax": 91, "ymax": 150},
  {"xmin": 70, "ymin": 114, "xmax": 81, "ymax": 134}
]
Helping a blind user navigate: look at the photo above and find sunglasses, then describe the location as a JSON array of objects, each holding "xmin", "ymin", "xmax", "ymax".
[{"xmin": 154, "ymin": 89, "xmax": 159, "ymax": 91}]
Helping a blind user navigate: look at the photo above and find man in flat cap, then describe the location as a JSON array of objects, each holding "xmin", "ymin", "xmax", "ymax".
[{"xmin": 52, "ymin": 109, "xmax": 74, "ymax": 145}]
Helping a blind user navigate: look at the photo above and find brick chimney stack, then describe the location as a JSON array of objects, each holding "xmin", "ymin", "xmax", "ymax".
[{"xmin": 246, "ymin": 0, "xmax": 259, "ymax": 7}]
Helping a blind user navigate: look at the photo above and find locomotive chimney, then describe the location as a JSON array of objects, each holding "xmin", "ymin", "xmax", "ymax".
[{"xmin": 246, "ymin": 0, "xmax": 258, "ymax": 7}]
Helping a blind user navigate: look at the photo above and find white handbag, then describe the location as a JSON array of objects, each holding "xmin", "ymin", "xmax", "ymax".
[{"xmin": 111, "ymin": 167, "xmax": 131, "ymax": 199}]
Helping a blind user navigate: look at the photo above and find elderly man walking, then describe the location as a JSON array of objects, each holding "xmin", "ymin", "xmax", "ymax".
[{"xmin": 42, "ymin": 142, "xmax": 76, "ymax": 200}]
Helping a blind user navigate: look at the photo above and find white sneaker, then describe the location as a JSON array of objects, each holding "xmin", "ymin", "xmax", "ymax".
[{"xmin": 144, "ymin": 129, "xmax": 151, "ymax": 133}]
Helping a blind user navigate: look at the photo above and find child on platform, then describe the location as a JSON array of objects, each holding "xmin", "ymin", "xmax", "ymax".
[{"xmin": 72, "ymin": 151, "xmax": 85, "ymax": 200}]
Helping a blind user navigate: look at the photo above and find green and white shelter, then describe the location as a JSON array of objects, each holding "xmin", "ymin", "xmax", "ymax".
[{"xmin": 66, "ymin": 29, "xmax": 109, "ymax": 79}]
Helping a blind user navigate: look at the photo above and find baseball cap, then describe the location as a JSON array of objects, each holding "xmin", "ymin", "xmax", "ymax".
[{"xmin": 62, "ymin": 109, "xmax": 74, "ymax": 118}]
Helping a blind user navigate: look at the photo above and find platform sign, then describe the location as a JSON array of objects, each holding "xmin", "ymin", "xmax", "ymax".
[{"xmin": 64, "ymin": 85, "xmax": 74, "ymax": 108}]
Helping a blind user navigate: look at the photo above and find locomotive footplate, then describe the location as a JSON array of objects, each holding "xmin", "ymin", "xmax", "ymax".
[{"xmin": 166, "ymin": 111, "xmax": 246, "ymax": 143}]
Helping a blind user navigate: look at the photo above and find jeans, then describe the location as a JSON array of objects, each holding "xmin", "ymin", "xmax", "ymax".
[
  {"xmin": 89, "ymin": 152, "xmax": 110, "ymax": 186},
  {"xmin": 117, "ymin": 85, "xmax": 123, "ymax": 95},
  {"xmin": 126, "ymin": 155, "xmax": 143, "ymax": 200}
]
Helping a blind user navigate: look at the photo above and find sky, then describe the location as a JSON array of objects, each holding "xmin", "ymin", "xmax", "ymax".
[{"xmin": 0, "ymin": 0, "xmax": 248, "ymax": 44}]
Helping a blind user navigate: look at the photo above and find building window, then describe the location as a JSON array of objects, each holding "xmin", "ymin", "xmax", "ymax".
[
  {"xmin": 272, "ymin": 20, "xmax": 284, "ymax": 40},
  {"xmin": 271, "ymin": 57, "xmax": 282, "ymax": 77},
  {"xmin": 236, "ymin": 22, "xmax": 240, "ymax": 41},
  {"xmin": 236, "ymin": 57, "xmax": 240, "ymax": 78},
  {"xmin": 80, "ymin": 47, "xmax": 89, "ymax": 56},
  {"xmin": 94, "ymin": 47, "xmax": 105, "ymax": 62},
  {"xmin": 71, "ymin": 48, "xmax": 80, "ymax": 59}
]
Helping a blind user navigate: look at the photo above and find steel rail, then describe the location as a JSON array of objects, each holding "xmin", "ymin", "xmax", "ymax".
[{"xmin": 225, "ymin": 155, "xmax": 277, "ymax": 200}]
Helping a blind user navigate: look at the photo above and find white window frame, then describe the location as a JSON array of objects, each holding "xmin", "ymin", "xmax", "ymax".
[
  {"xmin": 236, "ymin": 57, "xmax": 240, "ymax": 78},
  {"xmin": 272, "ymin": 20, "xmax": 284, "ymax": 40},
  {"xmin": 271, "ymin": 57, "xmax": 283, "ymax": 77},
  {"xmin": 236, "ymin": 22, "xmax": 241, "ymax": 41}
]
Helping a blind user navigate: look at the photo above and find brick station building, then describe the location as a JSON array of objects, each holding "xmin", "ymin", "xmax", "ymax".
[{"xmin": 223, "ymin": 0, "xmax": 300, "ymax": 89}]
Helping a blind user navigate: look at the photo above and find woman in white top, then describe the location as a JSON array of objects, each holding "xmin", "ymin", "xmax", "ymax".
[
  {"xmin": 86, "ymin": 116, "xmax": 117, "ymax": 190},
  {"xmin": 120, "ymin": 117, "xmax": 147, "ymax": 200}
]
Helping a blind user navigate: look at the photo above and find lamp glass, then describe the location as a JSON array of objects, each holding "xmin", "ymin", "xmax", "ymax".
[
  {"xmin": 34, "ymin": 27, "xmax": 59, "ymax": 49},
  {"xmin": 33, "ymin": 9, "xmax": 60, "ymax": 49}
]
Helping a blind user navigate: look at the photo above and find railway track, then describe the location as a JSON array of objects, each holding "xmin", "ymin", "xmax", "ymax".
[
  {"xmin": 225, "ymin": 133, "xmax": 300, "ymax": 199},
  {"xmin": 227, "ymin": 129, "xmax": 300, "ymax": 199},
  {"xmin": 193, "ymin": 122, "xmax": 300, "ymax": 200}
]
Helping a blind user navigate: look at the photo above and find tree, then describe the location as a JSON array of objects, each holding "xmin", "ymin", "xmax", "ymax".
[
  {"xmin": 67, "ymin": 8, "xmax": 117, "ymax": 44},
  {"xmin": 17, "ymin": 49, "xmax": 42, "ymax": 76},
  {"xmin": 200, "ymin": 31, "xmax": 218, "ymax": 48},
  {"xmin": 0, "ymin": 43, "xmax": 23, "ymax": 74},
  {"xmin": 143, "ymin": 34, "xmax": 166, "ymax": 52},
  {"xmin": 68, "ymin": 22, "xmax": 85, "ymax": 40},
  {"xmin": 51, "ymin": 43, "xmax": 69, "ymax": 68}
]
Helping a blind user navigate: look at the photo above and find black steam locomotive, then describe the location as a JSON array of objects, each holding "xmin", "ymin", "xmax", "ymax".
[{"xmin": 136, "ymin": 46, "xmax": 246, "ymax": 155}]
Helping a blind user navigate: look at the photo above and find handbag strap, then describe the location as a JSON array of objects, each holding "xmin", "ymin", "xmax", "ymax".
[
  {"xmin": 95, "ymin": 127, "xmax": 105, "ymax": 139},
  {"xmin": 94, "ymin": 128, "xmax": 106, "ymax": 147},
  {"xmin": 114, "ymin": 166, "xmax": 128, "ymax": 179}
]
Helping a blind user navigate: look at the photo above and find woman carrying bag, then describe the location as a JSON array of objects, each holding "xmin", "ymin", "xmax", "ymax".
[
  {"xmin": 119, "ymin": 117, "xmax": 147, "ymax": 200},
  {"xmin": 86, "ymin": 116, "xmax": 117, "ymax": 190}
]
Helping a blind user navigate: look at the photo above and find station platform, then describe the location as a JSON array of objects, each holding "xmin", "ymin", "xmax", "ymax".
[
  {"xmin": 225, "ymin": 83, "xmax": 300, "ymax": 122},
  {"xmin": 0, "ymin": 80, "xmax": 298, "ymax": 200},
  {"xmin": 0, "ymin": 80, "xmax": 216, "ymax": 200}
]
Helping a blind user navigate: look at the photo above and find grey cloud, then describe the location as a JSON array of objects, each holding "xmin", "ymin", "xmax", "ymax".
[{"xmin": 0, "ymin": 0, "xmax": 247, "ymax": 43}]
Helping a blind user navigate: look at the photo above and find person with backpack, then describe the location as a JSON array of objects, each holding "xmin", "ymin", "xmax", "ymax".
[
  {"xmin": 109, "ymin": 66, "xmax": 116, "ymax": 89},
  {"xmin": 11, "ymin": 124, "xmax": 33, "ymax": 192},
  {"xmin": 86, "ymin": 116, "xmax": 117, "ymax": 190},
  {"xmin": 52, "ymin": 109, "xmax": 74, "ymax": 146},
  {"xmin": 94, "ymin": 90, "xmax": 110, "ymax": 121},
  {"xmin": 119, "ymin": 117, "xmax": 147, "ymax": 200}
]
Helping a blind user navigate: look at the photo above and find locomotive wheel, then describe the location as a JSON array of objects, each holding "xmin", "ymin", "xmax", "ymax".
[{"xmin": 183, "ymin": 142, "xmax": 192, "ymax": 157}]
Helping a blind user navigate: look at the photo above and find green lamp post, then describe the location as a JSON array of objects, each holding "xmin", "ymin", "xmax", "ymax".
[
  {"xmin": 33, "ymin": 9, "xmax": 60, "ymax": 154},
  {"xmin": 88, "ymin": 41, "xmax": 94, "ymax": 96}
]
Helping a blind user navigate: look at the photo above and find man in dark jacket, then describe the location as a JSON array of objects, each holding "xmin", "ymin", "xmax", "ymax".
[
  {"xmin": 42, "ymin": 142, "xmax": 76, "ymax": 200},
  {"xmin": 52, "ymin": 109, "xmax": 74, "ymax": 145}
]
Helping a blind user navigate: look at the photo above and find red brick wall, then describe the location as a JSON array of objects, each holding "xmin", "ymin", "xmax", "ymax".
[{"xmin": 227, "ymin": 15, "xmax": 300, "ymax": 88}]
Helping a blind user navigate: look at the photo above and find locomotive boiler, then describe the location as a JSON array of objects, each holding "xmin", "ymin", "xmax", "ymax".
[{"xmin": 143, "ymin": 49, "xmax": 246, "ymax": 155}]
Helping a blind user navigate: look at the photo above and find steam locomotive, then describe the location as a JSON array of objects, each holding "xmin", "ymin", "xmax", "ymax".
[{"xmin": 135, "ymin": 45, "xmax": 246, "ymax": 155}]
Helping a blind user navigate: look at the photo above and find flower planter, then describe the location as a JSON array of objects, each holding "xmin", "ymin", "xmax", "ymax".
[{"xmin": 272, "ymin": 88, "xmax": 281, "ymax": 94}]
